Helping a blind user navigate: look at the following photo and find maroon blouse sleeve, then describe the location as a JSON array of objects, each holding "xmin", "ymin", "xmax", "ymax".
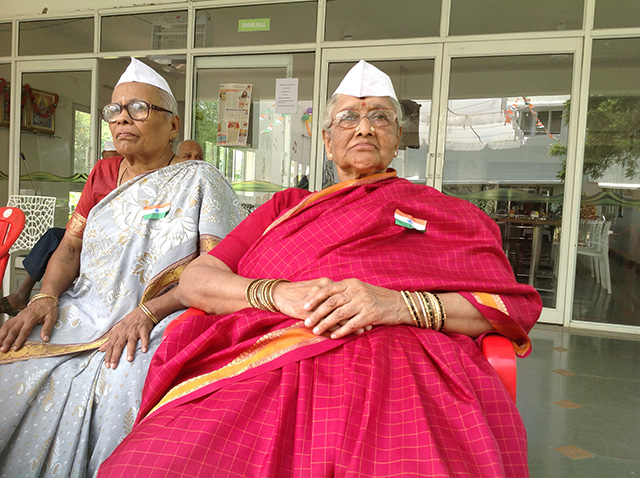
[
  {"xmin": 66, "ymin": 157, "xmax": 121, "ymax": 238},
  {"xmin": 210, "ymin": 188, "xmax": 311, "ymax": 273}
]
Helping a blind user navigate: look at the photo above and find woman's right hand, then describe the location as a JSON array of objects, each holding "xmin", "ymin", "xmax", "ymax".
[{"xmin": 0, "ymin": 298, "xmax": 59, "ymax": 352}]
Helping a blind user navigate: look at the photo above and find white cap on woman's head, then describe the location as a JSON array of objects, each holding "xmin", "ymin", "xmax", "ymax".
[
  {"xmin": 115, "ymin": 57, "xmax": 174, "ymax": 98},
  {"xmin": 332, "ymin": 60, "xmax": 397, "ymax": 100}
]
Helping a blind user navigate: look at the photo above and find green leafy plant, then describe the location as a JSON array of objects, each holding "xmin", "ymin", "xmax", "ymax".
[{"xmin": 550, "ymin": 96, "xmax": 640, "ymax": 181}]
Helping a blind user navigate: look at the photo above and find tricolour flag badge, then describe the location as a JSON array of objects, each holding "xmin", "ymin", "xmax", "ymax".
[
  {"xmin": 143, "ymin": 203, "xmax": 171, "ymax": 220},
  {"xmin": 394, "ymin": 209, "xmax": 426, "ymax": 232}
]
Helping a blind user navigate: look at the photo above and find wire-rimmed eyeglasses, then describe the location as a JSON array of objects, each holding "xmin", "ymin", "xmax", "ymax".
[
  {"xmin": 331, "ymin": 109, "xmax": 397, "ymax": 129},
  {"xmin": 101, "ymin": 100, "xmax": 173, "ymax": 123}
]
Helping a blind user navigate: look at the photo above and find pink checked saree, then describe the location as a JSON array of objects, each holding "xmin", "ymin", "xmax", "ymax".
[{"xmin": 99, "ymin": 171, "xmax": 541, "ymax": 478}]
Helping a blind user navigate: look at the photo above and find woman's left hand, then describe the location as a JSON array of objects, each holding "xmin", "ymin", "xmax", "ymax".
[
  {"xmin": 300, "ymin": 278, "xmax": 411, "ymax": 339},
  {"xmin": 99, "ymin": 307, "xmax": 154, "ymax": 369}
]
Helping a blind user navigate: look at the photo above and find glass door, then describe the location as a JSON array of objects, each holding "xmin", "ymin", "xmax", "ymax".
[
  {"xmin": 192, "ymin": 54, "xmax": 315, "ymax": 210},
  {"xmin": 571, "ymin": 38, "xmax": 640, "ymax": 330},
  {"xmin": 319, "ymin": 46, "xmax": 441, "ymax": 190},
  {"xmin": 437, "ymin": 39, "xmax": 584, "ymax": 324},
  {"xmin": 14, "ymin": 59, "xmax": 98, "ymax": 227}
]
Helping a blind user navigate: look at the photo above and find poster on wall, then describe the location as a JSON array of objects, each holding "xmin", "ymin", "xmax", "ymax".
[
  {"xmin": 23, "ymin": 85, "xmax": 58, "ymax": 135},
  {"xmin": 217, "ymin": 83, "xmax": 252, "ymax": 147}
]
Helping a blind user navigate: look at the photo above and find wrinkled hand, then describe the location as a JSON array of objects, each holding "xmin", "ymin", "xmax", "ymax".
[
  {"xmin": 274, "ymin": 278, "xmax": 409, "ymax": 339},
  {"xmin": 0, "ymin": 298, "xmax": 58, "ymax": 353},
  {"xmin": 99, "ymin": 307, "xmax": 154, "ymax": 369}
]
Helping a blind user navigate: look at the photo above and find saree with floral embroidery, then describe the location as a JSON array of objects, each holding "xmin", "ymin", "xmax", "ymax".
[
  {"xmin": 0, "ymin": 161, "xmax": 243, "ymax": 478},
  {"xmin": 99, "ymin": 171, "xmax": 542, "ymax": 478}
]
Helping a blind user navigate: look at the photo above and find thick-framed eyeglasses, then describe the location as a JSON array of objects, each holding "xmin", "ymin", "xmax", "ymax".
[
  {"xmin": 101, "ymin": 100, "xmax": 173, "ymax": 123},
  {"xmin": 332, "ymin": 108, "xmax": 397, "ymax": 129}
]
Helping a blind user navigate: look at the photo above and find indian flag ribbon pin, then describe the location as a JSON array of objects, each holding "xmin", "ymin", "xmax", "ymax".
[
  {"xmin": 143, "ymin": 203, "xmax": 171, "ymax": 220},
  {"xmin": 394, "ymin": 209, "xmax": 426, "ymax": 232}
]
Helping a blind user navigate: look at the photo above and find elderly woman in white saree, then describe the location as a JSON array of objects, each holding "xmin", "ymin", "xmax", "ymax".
[{"xmin": 0, "ymin": 58, "xmax": 242, "ymax": 477}]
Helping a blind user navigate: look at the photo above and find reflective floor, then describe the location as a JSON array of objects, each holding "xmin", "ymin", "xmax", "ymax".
[{"xmin": 520, "ymin": 324, "xmax": 640, "ymax": 478}]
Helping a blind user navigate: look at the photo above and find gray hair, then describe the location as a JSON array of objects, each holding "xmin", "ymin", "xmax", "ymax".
[{"xmin": 322, "ymin": 95, "xmax": 406, "ymax": 135}]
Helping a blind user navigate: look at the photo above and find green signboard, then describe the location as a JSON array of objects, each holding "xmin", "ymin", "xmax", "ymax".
[{"xmin": 238, "ymin": 18, "xmax": 271, "ymax": 32}]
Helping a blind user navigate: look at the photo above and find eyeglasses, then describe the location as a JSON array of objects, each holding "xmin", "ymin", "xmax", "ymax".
[
  {"xmin": 101, "ymin": 100, "xmax": 173, "ymax": 123},
  {"xmin": 332, "ymin": 109, "xmax": 397, "ymax": 129}
]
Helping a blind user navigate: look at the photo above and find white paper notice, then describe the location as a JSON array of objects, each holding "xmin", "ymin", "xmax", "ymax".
[{"xmin": 275, "ymin": 78, "xmax": 298, "ymax": 114}]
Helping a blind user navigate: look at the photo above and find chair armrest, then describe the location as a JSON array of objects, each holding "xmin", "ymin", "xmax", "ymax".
[
  {"xmin": 481, "ymin": 334, "xmax": 517, "ymax": 402},
  {"xmin": 162, "ymin": 307, "xmax": 206, "ymax": 340}
]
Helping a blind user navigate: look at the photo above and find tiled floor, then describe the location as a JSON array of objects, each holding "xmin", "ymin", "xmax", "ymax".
[{"xmin": 520, "ymin": 324, "xmax": 640, "ymax": 477}]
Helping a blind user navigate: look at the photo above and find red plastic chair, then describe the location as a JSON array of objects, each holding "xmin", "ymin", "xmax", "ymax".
[
  {"xmin": 163, "ymin": 308, "xmax": 517, "ymax": 402},
  {"xmin": 482, "ymin": 334, "xmax": 517, "ymax": 402},
  {"xmin": 0, "ymin": 207, "xmax": 26, "ymax": 285}
]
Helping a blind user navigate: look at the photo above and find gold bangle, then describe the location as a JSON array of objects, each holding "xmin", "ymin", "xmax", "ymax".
[
  {"xmin": 407, "ymin": 292, "xmax": 425, "ymax": 328},
  {"xmin": 266, "ymin": 279, "xmax": 290, "ymax": 312},
  {"xmin": 245, "ymin": 279, "xmax": 262, "ymax": 308},
  {"xmin": 139, "ymin": 302, "xmax": 159, "ymax": 325},
  {"xmin": 414, "ymin": 292, "xmax": 431, "ymax": 329},
  {"xmin": 401, "ymin": 291, "xmax": 421, "ymax": 328},
  {"xmin": 424, "ymin": 292, "xmax": 440, "ymax": 331},
  {"xmin": 28, "ymin": 293, "xmax": 59, "ymax": 307},
  {"xmin": 432, "ymin": 293, "xmax": 446, "ymax": 332}
]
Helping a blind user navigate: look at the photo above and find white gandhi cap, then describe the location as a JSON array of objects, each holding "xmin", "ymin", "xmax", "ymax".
[
  {"xmin": 332, "ymin": 60, "xmax": 397, "ymax": 100},
  {"xmin": 115, "ymin": 57, "xmax": 174, "ymax": 99}
]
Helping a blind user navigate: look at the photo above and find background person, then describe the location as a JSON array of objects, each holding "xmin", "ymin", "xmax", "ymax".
[
  {"xmin": 0, "ymin": 58, "xmax": 243, "ymax": 477},
  {"xmin": 99, "ymin": 61, "xmax": 541, "ymax": 478},
  {"xmin": 177, "ymin": 139, "xmax": 203, "ymax": 161}
]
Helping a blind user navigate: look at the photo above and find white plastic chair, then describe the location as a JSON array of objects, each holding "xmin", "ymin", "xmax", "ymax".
[
  {"xmin": 577, "ymin": 218, "xmax": 612, "ymax": 294},
  {"xmin": 4, "ymin": 195, "xmax": 57, "ymax": 295},
  {"xmin": 6, "ymin": 195, "xmax": 57, "ymax": 254}
]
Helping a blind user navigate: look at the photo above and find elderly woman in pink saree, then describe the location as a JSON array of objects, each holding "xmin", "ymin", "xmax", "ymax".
[{"xmin": 99, "ymin": 61, "xmax": 542, "ymax": 478}]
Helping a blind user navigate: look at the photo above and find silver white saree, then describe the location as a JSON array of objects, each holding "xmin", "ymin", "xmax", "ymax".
[{"xmin": 0, "ymin": 160, "xmax": 243, "ymax": 477}]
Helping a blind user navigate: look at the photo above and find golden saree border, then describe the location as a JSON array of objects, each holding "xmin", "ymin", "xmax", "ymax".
[
  {"xmin": 263, "ymin": 169, "xmax": 398, "ymax": 236},
  {"xmin": 200, "ymin": 234, "xmax": 222, "ymax": 254},
  {"xmin": 141, "ymin": 235, "xmax": 221, "ymax": 303},
  {"xmin": 145, "ymin": 322, "xmax": 325, "ymax": 420},
  {"xmin": 66, "ymin": 211, "xmax": 86, "ymax": 238},
  {"xmin": 141, "ymin": 254, "xmax": 195, "ymax": 304},
  {"xmin": 0, "ymin": 334, "xmax": 109, "ymax": 365},
  {"xmin": 470, "ymin": 291, "xmax": 532, "ymax": 357}
]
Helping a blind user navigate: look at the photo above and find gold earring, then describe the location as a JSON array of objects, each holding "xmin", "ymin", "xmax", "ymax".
[
  {"xmin": 394, "ymin": 150, "xmax": 398, "ymax": 157},
  {"xmin": 328, "ymin": 153, "xmax": 333, "ymax": 160}
]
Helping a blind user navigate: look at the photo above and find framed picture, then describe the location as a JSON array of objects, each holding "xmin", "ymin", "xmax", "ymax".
[
  {"xmin": 0, "ymin": 79, "xmax": 9, "ymax": 128},
  {"xmin": 25, "ymin": 87, "xmax": 57, "ymax": 135}
]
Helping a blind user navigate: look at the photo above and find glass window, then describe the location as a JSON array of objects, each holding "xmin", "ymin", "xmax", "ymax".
[
  {"xmin": 101, "ymin": 11, "xmax": 189, "ymax": 52},
  {"xmin": 19, "ymin": 18, "xmax": 93, "ymax": 56},
  {"xmin": 572, "ymin": 38, "xmax": 640, "ymax": 327},
  {"xmin": 595, "ymin": 0, "xmax": 640, "ymax": 29},
  {"xmin": 443, "ymin": 54, "xmax": 574, "ymax": 308},
  {"xmin": 193, "ymin": 53, "xmax": 314, "ymax": 209},
  {"xmin": 450, "ymin": 0, "xmax": 583, "ymax": 35},
  {"xmin": 324, "ymin": 0, "xmax": 439, "ymax": 41},
  {"xmin": 195, "ymin": 3, "xmax": 316, "ymax": 48},
  {"xmin": 0, "ymin": 23, "xmax": 11, "ymax": 57},
  {"xmin": 20, "ymin": 69, "xmax": 92, "ymax": 226},
  {"xmin": 325, "ymin": 59, "xmax": 434, "ymax": 187}
]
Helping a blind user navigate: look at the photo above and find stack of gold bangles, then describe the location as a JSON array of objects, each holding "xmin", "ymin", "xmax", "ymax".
[
  {"xmin": 400, "ymin": 291, "xmax": 446, "ymax": 331},
  {"xmin": 245, "ymin": 278, "xmax": 290, "ymax": 312}
]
